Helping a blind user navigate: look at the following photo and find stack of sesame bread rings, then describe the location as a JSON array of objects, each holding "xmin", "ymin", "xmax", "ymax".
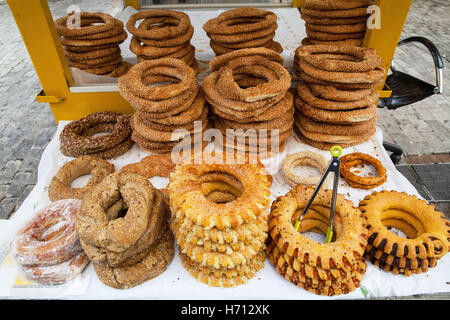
[
  {"xmin": 127, "ymin": 10, "xmax": 199, "ymax": 73},
  {"xmin": 118, "ymin": 58, "xmax": 209, "ymax": 154},
  {"xmin": 267, "ymin": 185, "xmax": 369, "ymax": 296},
  {"xmin": 203, "ymin": 7, "xmax": 283, "ymax": 56},
  {"xmin": 169, "ymin": 160, "xmax": 272, "ymax": 287},
  {"xmin": 203, "ymin": 47, "xmax": 293, "ymax": 158},
  {"xmin": 54, "ymin": 12, "xmax": 131, "ymax": 77},
  {"xmin": 75, "ymin": 171, "xmax": 174, "ymax": 289},
  {"xmin": 300, "ymin": 0, "xmax": 371, "ymax": 47},
  {"xmin": 293, "ymin": 45, "xmax": 385, "ymax": 150}
]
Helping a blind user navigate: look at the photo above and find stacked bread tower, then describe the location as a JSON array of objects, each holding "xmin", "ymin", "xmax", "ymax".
[
  {"xmin": 54, "ymin": 12, "xmax": 130, "ymax": 77},
  {"xmin": 203, "ymin": 7, "xmax": 283, "ymax": 56},
  {"xmin": 203, "ymin": 48, "xmax": 293, "ymax": 157},
  {"xmin": 267, "ymin": 185, "xmax": 369, "ymax": 296},
  {"xmin": 169, "ymin": 161, "xmax": 272, "ymax": 287},
  {"xmin": 126, "ymin": 10, "xmax": 198, "ymax": 73},
  {"xmin": 293, "ymin": 45, "xmax": 385, "ymax": 150},
  {"xmin": 118, "ymin": 58, "xmax": 208, "ymax": 154},
  {"xmin": 75, "ymin": 171, "xmax": 174, "ymax": 289},
  {"xmin": 300, "ymin": 0, "xmax": 371, "ymax": 47}
]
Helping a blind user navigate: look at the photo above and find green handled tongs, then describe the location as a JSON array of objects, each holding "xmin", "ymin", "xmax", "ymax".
[{"xmin": 294, "ymin": 146, "xmax": 343, "ymax": 243}]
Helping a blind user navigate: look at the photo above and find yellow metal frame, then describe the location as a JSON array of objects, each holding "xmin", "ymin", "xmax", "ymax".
[{"xmin": 7, "ymin": 0, "xmax": 411, "ymax": 123}]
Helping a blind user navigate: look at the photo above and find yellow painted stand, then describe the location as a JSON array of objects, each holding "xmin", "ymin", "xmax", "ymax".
[{"xmin": 7, "ymin": 0, "xmax": 411, "ymax": 122}]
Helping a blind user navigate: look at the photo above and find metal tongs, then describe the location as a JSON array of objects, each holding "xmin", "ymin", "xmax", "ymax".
[{"xmin": 294, "ymin": 146, "xmax": 343, "ymax": 243}]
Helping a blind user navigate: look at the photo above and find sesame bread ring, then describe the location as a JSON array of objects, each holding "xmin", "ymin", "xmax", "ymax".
[
  {"xmin": 11, "ymin": 199, "xmax": 84, "ymax": 267},
  {"xmin": 60, "ymin": 138, "xmax": 134, "ymax": 160},
  {"xmin": 295, "ymin": 45, "xmax": 382, "ymax": 73},
  {"xmin": 68, "ymin": 55, "xmax": 122, "ymax": 69},
  {"xmin": 63, "ymin": 47, "xmax": 120, "ymax": 60},
  {"xmin": 215, "ymin": 56, "xmax": 291, "ymax": 102},
  {"xmin": 75, "ymin": 171, "xmax": 169, "ymax": 266},
  {"xmin": 209, "ymin": 47, "xmax": 284, "ymax": 72},
  {"xmin": 359, "ymin": 190, "xmax": 450, "ymax": 260},
  {"xmin": 298, "ymin": 59, "xmax": 386, "ymax": 85},
  {"xmin": 54, "ymin": 12, "xmax": 117, "ymax": 37},
  {"xmin": 59, "ymin": 30, "xmax": 127, "ymax": 47},
  {"xmin": 298, "ymin": 115, "xmax": 376, "ymax": 136},
  {"xmin": 281, "ymin": 151, "xmax": 329, "ymax": 187},
  {"xmin": 203, "ymin": 7, "xmax": 277, "ymax": 35},
  {"xmin": 93, "ymin": 221, "xmax": 174, "ymax": 289},
  {"xmin": 297, "ymin": 69, "xmax": 382, "ymax": 90},
  {"xmin": 64, "ymin": 19, "xmax": 124, "ymax": 41},
  {"xmin": 303, "ymin": 0, "xmax": 371, "ymax": 11},
  {"xmin": 340, "ymin": 152, "xmax": 387, "ymax": 189},
  {"xmin": 297, "ymin": 83, "xmax": 379, "ymax": 110},
  {"xmin": 169, "ymin": 161, "xmax": 271, "ymax": 230},
  {"xmin": 268, "ymin": 184, "xmax": 368, "ymax": 270},
  {"xmin": 294, "ymin": 95, "xmax": 377, "ymax": 124},
  {"xmin": 308, "ymin": 84, "xmax": 373, "ymax": 102},
  {"xmin": 209, "ymin": 22, "xmax": 277, "ymax": 44},
  {"xmin": 301, "ymin": 7, "xmax": 369, "ymax": 19},
  {"xmin": 300, "ymin": 13, "xmax": 368, "ymax": 26},
  {"xmin": 129, "ymin": 36, "xmax": 186, "ymax": 57},
  {"xmin": 306, "ymin": 22, "xmax": 367, "ymax": 34},
  {"xmin": 179, "ymin": 251, "xmax": 265, "ymax": 287},
  {"xmin": 48, "ymin": 156, "xmax": 115, "ymax": 202},
  {"xmin": 211, "ymin": 32, "xmax": 276, "ymax": 51},
  {"xmin": 119, "ymin": 58, "xmax": 196, "ymax": 101},
  {"xmin": 294, "ymin": 125, "xmax": 372, "ymax": 150},
  {"xmin": 120, "ymin": 153, "xmax": 175, "ymax": 179},
  {"xmin": 306, "ymin": 29, "xmax": 366, "ymax": 41},
  {"xmin": 137, "ymin": 20, "xmax": 194, "ymax": 47},
  {"xmin": 59, "ymin": 111, "xmax": 132, "ymax": 157},
  {"xmin": 126, "ymin": 9, "xmax": 191, "ymax": 40},
  {"xmin": 302, "ymin": 37, "xmax": 364, "ymax": 47}
]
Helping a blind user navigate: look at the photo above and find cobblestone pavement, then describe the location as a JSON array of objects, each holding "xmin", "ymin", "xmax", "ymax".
[{"xmin": 0, "ymin": 0, "xmax": 449, "ymax": 219}]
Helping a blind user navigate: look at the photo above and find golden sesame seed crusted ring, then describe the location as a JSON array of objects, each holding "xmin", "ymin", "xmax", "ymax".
[
  {"xmin": 209, "ymin": 22, "xmax": 277, "ymax": 44},
  {"xmin": 139, "ymin": 106, "xmax": 207, "ymax": 133},
  {"xmin": 296, "ymin": 45, "xmax": 382, "ymax": 73},
  {"xmin": 359, "ymin": 190, "xmax": 450, "ymax": 260},
  {"xmin": 303, "ymin": 37, "xmax": 364, "ymax": 47},
  {"xmin": 306, "ymin": 22, "xmax": 367, "ymax": 34},
  {"xmin": 126, "ymin": 9, "xmax": 191, "ymax": 40},
  {"xmin": 203, "ymin": 72, "xmax": 285, "ymax": 113},
  {"xmin": 55, "ymin": 12, "xmax": 117, "ymax": 37},
  {"xmin": 215, "ymin": 56, "xmax": 291, "ymax": 102},
  {"xmin": 296, "ymin": 120, "xmax": 376, "ymax": 145},
  {"xmin": 303, "ymin": 0, "xmax": 371, "ymax": 11},
  {"xmin": 77, "ymin": 63, "xmax": 118, "ymax": 75},
  {"xmin": 306, "ymin": 29, "xmax": 366, "ymax": 41},
  {"xmin": 298, "ymin": 115, "xmax": 376, "ymax": 136},
  {"xmin": 63, "ymin": 47, "xmax": 120, "ymax": 60},
  {"xmin": 268, "ymin": 184, "xmax": 368, "ymax": 270},
  {"xmin": 294, "ymin": 125, "xmax": 372, "ymax": 150},
  {"xmin": 301, "ymin": 7, "xmax": 369, "ymax": 19},
  {"xmin": 60, "ymin": 138, "xmax": 133, "ymax": 160},
  {"xmin": 297, "ymin": 83, "xmax": 379, "ymax": 111},
  {"xmin": 59, "ymin": 30, "xmax": 127, "ymax": 47},
  {"xmin": 129, "ymin": 36, "xmax": 186, "ymax": 58},
  {"xmin": 48, "ymin": 156, "xmax": 115, "ymax": 202},
  {"xmin": 59, "ymin": 111, "xmax": 132, "ymax": 156},
  {"xmin": 64, "ymin": 19, "xmax": 124, "ymax": 41},
  {"xmin": 281, "ymin": 151, "xmax": 329, "ymax": 187},
  {"xmin": 63, "ymin": 43, "xmax": 119, "ymax": 53},
  {"xmin": 203, "ymin": 7, "xmax": 277, "ymax": 35},
  {"xmin": 298, "ymin": 70, "xmax": 382, "ymax": 90},
  {"xmin": 93, "ymin": 221, "xmax": 174, "ymax": 289},
  {"xmin": 294, "ymin": 95, "xmax": 377, "ymax": 124},
  {"xmin": 340, "ymin": 152, "xmax": 387, "ymax": 189},
  {"xmin": 107, "ymin": 61, "xmax": 133, "ymax": 77},
  {"xmin": 137, "ymin": 23, "xmax": 194, "ymax": 48},
  {"xmin": 119, "ymin": 58, "xmax": 196, "ymax": 101},
  {"xmin": 300, "ymin": 13, "xmax": 368, "ymax": 26},
  {"xmin": 67, "ymin": 55, "xmax": 122, "ymax": 68},
  {"xmin": 211, "ymin": 91, "xmax": 293, "ymax": 124},
  {"xmin": 211, "ymin": 32, "xmax": 276, "ymax": 51},
  {"xmin": 179, "ymin": 251, "xmax": 265, "ymax": 287},
  {"xmin": 298, "ymin": 59, "xmax": 386, "ymax": 85},
  {"xmin": 209, "ymin": 47, "xmax": 284, "ymax": 72},
  {"xmin": 75, "ymin": 171, "xmax": 169, "ymax": 266},
  {"xmin": 169, "ymin": 161, "xmax": 271, "ymax": 230},
  {"xmin": 308, "ymin": 84, "xmax": 374, "ymax": 102}
]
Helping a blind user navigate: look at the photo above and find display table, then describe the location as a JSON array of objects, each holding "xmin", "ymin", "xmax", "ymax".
[{"xmin": 0, "ymin": 7, "xmax": 448, "ymax": 300}]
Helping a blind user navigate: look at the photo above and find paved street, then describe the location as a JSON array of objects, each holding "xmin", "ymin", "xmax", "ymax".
[{"xmin": 0, "ymin": 0, "xmax": 449, "ymax": 219}]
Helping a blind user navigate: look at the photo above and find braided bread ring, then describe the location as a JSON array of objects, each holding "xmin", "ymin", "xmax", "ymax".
[{"xmin": 359, "ymin": 190, "xmax": 450, "ymax": 260}]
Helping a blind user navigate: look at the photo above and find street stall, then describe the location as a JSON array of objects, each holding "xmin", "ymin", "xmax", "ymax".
[{"xmin": 1, "ymin": 0, "xmax": 449, "ymax": 300}]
